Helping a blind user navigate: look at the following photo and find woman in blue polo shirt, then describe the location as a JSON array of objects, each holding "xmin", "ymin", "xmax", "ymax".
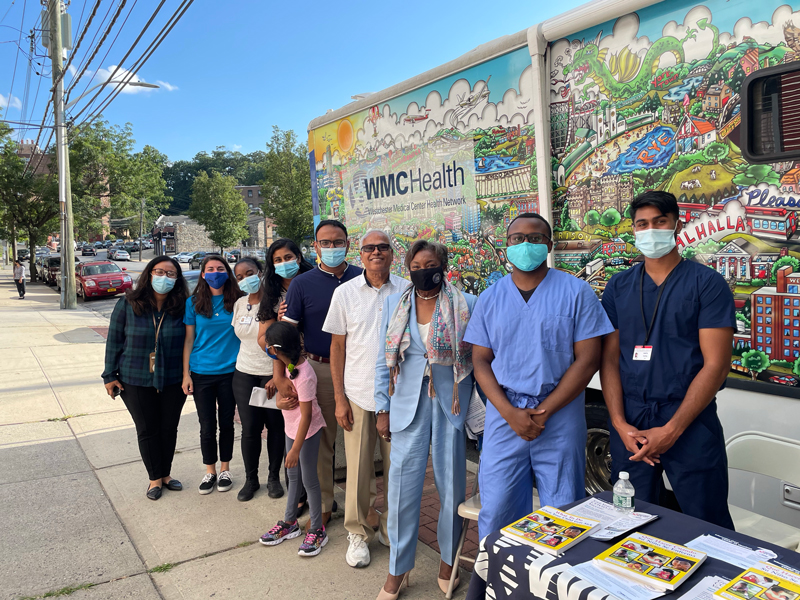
[{"xmin": 183, "ymin": 256, "xmax": 244, "ymax": 495}]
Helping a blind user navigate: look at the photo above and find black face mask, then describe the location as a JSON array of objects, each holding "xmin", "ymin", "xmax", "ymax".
[{"xmin": 410, "ymin": 266, "xmax": 444, "ymax": 292}]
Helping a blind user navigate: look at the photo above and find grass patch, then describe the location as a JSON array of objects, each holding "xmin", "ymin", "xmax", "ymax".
[
  {"xmin": 21, "ymin": 583, "xmax": 96, "ymax": 599},
  {"xmin": 148, "ymin": 563, "xmax": 175, "ymax": 574},
  {"xmin": 46, "ymin": 414, "xmax": 87, "ymax": 422},
  {"xmin": 236, "ymin": 540, "xmax": 255, "ymax": 548}
]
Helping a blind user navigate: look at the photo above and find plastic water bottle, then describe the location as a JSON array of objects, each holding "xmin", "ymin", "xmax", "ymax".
[{"xmin": 613, "ymin": 472, "xmax": 635, "ymax": 513}]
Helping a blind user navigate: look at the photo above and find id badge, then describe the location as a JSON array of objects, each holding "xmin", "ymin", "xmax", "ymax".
[
  {"xmin": 149, "ymin": 351, "xmax": 156, "ymax": 373},
  {"xmin": 239, "ymin": 316, "xmax": 253, "ymax": 325},
  {"xmin": 633, "ymin": 346, "xmax": 652, "ymax": 361}
]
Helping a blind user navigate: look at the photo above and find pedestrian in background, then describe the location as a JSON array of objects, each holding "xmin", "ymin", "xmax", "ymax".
[
  {"xmin": 374, "ymin": 240, "xmax": 476, "ymax": 599},
  {"xmin": 231, "ymin": 257, "xmax": 285, "ymax": 502},
  {"xmin": 13, "ymin": 259, "xmax": 26, "ymax": 299},
  {"xmin": 259, "ymin": 322, "xmax": 328, "ymax": 557},
  {"xmin": 324, "ymin": 229, "xmax": 407, "ymax": 569},
  {"xmin": 183, "ymin": 256, "xmax": 243, "ymax": 495},
  {"xmin": 102, "ymin": 256, "xmax": 189, "ymax": 500}
]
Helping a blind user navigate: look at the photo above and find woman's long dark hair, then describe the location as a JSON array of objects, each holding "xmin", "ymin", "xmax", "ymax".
[
  {"xmin": 126, "ymin": 255, "xmax": 188, "ymax": 317},
  {"xmin": 256, "ymin": 238, "xmax": 313, "ymax": 322},
  {"xmin": 265, "ymin": 321, "xmax": 303, "ymax": 379},
  {"xmin": 191, "ymin": 255, "xmax": 244, "ymax": 317}
]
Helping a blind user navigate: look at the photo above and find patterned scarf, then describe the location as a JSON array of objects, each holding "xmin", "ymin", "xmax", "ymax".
[{"xmin": 384, "ymin": 280, "xmax": 473, "ymax": 414}]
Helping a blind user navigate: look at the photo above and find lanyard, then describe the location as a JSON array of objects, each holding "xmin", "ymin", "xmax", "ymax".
[
  {"xmin": 152, "ymin": 312, "xmax": 166, "ymax": 354},
  {"xmin": 639, "ymin": 262, "xmax": 680, "ymax": 346}
]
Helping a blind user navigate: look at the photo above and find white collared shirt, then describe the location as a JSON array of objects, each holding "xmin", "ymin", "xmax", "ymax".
[{"xmin": 323, "ymin": 272, "xmax": 409, "ymax": 411}]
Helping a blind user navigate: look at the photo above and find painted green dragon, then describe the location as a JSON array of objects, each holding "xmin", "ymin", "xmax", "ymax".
[{"xmin": 563, "ymin": 28, "xmax": 697, "ymax": 101}]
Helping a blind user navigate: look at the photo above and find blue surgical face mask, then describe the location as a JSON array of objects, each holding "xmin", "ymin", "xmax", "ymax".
[
  {"xmin": 238, "ymin": 274, "xmax": 261, "ymax": 294},
  {"xmin": 507, "ymin": 242, "xmax": 548, "ymax": 272},
  {"xmin": 320, "ymin": 248, "xmax": 347, "ymax": 268},
  {"xmin": 635, "ymin": 224, "xmax": 678, "ymax": 259},
  {"xmin": 266, "ymin": 344, "xmax": 281, "ymax": 360},
  {"xmin": 151, "ymin": 275, "xmax": 175, "ymax": 294},
  {"xmin": 204, "ymin": 271, "xmax": 228, "ymax": 289},
  {"xmin": 274, "ymin": 260, "xmax": 299, "ymax": 279}
]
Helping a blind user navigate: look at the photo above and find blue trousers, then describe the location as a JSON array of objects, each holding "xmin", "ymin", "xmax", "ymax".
[
  {"xmin": 610, "ymin": 397, "xmax": 734, "ymax": 530},
  {"xmin": 387, "ymin": 381, "xmax": 466, "ymax": 575},
  {"xmin": 478, "ymin": 398, "xmax": 586, "ymax": 540}
]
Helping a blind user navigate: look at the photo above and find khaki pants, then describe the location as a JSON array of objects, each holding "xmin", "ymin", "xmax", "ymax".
[
  {"xmin": 344, "ymin": 401, "xmax": 391, "ymax": 542},
  {"xmin": 309, "ymin": 359, "xmax": 338, "ymax": 513}
]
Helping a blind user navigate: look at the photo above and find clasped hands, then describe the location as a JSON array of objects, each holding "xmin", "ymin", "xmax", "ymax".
[{"xmin": 615, "ymin": 421, "xmax": 680, "ymax": 466}]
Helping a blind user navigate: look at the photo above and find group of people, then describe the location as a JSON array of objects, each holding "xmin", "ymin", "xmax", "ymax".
[{"xmin": 102, "ymin": 190, "xmax": 737, "ymax": 599}]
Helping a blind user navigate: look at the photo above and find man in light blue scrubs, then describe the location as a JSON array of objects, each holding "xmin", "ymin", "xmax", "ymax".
[{"xmin": 465, "ymin": 213, "xmax": 613, "ymax": 539}]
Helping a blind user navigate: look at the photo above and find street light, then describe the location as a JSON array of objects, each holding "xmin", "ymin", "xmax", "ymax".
[{"xmin": 65, "ymin": 81, "xmax": 159, "ymax": 109}]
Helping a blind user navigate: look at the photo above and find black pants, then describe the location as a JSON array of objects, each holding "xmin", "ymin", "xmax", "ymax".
[
  {"xmin": 191, "ymin": 371, "xmax": 236, "ymax": 465},
  {"xmin": 232, "ymin": 370, "xmax": 285, "ymax": 482},
  {"xmin": 14, "ymin": 279, "xmax": 25, "ymax": 297},
  {"xmin": 119, "ymin": 382, "xmax": 186, "ymax": 481}
]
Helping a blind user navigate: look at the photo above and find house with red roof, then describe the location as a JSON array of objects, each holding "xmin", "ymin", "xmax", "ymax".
[
  {"xmin": 675, "ymin": 115, "xmax": 718, "ymax": 153},
  {"xmin": 781, "ymin": 167, "xmax": 800, "ymax": 194}
]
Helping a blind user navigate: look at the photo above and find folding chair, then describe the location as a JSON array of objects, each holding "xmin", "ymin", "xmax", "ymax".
[{"xmin": 446, "ymin": 459, "xmax": 481, "ymax": 599}]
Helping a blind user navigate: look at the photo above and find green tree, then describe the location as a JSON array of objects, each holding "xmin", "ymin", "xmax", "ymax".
[
  {"xmin": 793, "ymin": 356, "xmax": 800, "ymax": 379},
  {"xmin": 260, "ymin": 127, "xmax": 313, "ymax": 245},
  {"xmin": 584, "ymin": 209, "xmax": 601, "ymax": 227},
  {"xmin": 600, "ymin": 208, "xmax": 622, "ymax": 228},
  {"xmin": 189, "ymin": 171, "xmax": 248, "ymax": 251},
  {"xmin": 704, "ymin": 141, "xmax": 729, "ymax": 163},
  {"xmin": 770, "ymin": 256, "xmax": 800, "ymax": 283},
  {"xmin": 732, "ymin": 164, "xmax": 781, "ymax": 187},
  {"xmin": 729, "ymin": 63, "xmax": 747, "ymax": 91},
  {"xmin": 742, "ymin": 349, "xmax": 770, "ymax": 382},
  {"xmin": 682, "ymin": 246, "xmax": 698, "ymax": 260},
  {"xmin": 689, "ymin": 101, "xmax": 703, "ymax": 116}
]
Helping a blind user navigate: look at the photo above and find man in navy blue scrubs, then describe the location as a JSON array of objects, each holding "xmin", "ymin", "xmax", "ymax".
[{"xmin": 600, "ymin": 191, "xmax": 736, "ymax": 529}]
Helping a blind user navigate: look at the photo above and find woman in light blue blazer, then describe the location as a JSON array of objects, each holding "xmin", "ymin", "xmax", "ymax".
[{"xmin": 374, "ymin": 240, "xmax": 476, "ymax": 600}]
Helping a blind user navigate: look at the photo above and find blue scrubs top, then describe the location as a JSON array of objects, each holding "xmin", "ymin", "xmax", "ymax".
[
  {"xmin": 464, "ymin": 270, "xmax": 614, "ymax": 398},
  {"xmin": 184, "ymin": 295, "xmax": 240, "ymax": 375},
  {"xmin": 602, "ymin": 260, "xmax": 736, "ymax": 403}
]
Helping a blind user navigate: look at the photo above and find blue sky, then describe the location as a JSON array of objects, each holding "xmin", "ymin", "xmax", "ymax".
[{"xmin": 0, "ymin": 0, "xmax": 587, "ymax": 162}]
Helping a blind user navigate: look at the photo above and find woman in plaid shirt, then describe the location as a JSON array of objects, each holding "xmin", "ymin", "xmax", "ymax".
[{"xmin": 102, "ymin": 256, "xmax": 190, "ymax": 501}]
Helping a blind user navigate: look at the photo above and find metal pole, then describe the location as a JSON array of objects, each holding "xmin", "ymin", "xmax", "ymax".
[
  {"xmin": 50, "ymin": 0, "xmax": 76, "ymax": 309},
  {"xmin": 139, "ymin": 198, "xmax": 144, "ymax": 262}
]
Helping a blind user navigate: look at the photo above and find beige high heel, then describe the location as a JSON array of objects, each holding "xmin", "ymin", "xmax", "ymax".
[
  {"xmin": 438, "ymin": 571, "xmax": 460, "ymax": 595},
  {"xmin": 376, "ymin": 572, "xmax": 411, "ymax": 600}
]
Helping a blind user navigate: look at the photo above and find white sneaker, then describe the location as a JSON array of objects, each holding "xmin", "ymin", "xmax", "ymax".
[
  {"xmin": 379, "ymin": 530, "xmax": 390, "ymax": 548},
  {"xmin": 217, "ymin": 470, "xmax": 233, "ymax": 492},
  {"xmin": 345, "ymin": 532, "xmax": 370, "ymax": 568}
]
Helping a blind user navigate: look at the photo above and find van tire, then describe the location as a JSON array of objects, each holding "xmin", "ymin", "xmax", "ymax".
[{"xmin": 585, "ymin": 402, "xmax": 612, "ymax": 495}]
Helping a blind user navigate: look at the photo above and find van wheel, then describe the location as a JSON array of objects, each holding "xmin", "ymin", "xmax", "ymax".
[{"xmin": 585, "ymin": 403, "xmax": 612, "ymax": 495}]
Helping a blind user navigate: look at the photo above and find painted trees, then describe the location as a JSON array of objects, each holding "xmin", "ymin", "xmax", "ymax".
[{"xmin": 742, "ymin": 349, "xmax": 770, "ymax": 382}]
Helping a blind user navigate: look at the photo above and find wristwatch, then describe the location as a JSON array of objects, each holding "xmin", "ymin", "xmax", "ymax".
[{"xmin": 376, "ymin": 410, "xmax": 389, "ymax": 415}]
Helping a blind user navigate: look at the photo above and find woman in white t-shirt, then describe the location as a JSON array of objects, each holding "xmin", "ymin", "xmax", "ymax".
[{"xmin": 231, "ymin": 257, "xmax": 286, "ymax": 502}]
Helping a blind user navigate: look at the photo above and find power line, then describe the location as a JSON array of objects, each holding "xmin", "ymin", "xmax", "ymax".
[
  {"xmin": 66, "ymin": 0, "xmax": 116, "ymax": 94},
  {"xmin": 1, "ymin": 118, "xmax": 55, "ymax": 127},
  {"xmin": 5, "ymin": 0, "xmax": 26, "ymax": 115},
  {"xmin": 66, "ymin": 0, "xmax": 123, "ymax": 101}
]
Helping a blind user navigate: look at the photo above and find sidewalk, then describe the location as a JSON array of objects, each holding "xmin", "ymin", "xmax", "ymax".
[{"xmin": 0, "ymin": 270, "xmax": 474, "ymax": 600}]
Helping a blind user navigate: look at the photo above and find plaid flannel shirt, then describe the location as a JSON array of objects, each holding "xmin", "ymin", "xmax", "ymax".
[{"xmin": 102, "ymin": 297, "xmax": 186, "ymax": 390}]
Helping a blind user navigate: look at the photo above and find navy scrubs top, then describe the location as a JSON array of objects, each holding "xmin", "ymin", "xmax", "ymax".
[{"xmin": 602, "ymin": 259, "xmax": 736, "ymax": 403}]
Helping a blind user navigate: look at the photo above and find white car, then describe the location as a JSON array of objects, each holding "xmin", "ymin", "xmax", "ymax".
[
  {"xmin": 175, "ymin": 252, "xmax": 193, "ymax": 263},
  {"xmin": 112, "ymin": 249, "xmax": 130, "ymax": 261}
]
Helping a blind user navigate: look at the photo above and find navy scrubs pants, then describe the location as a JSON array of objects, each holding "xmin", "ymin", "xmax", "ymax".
[{"xmin": 609, "ymin": 396, "xmax": 734, "ymax": 530}]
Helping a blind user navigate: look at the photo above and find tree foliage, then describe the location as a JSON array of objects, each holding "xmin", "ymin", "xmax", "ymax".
[
  {"xmin": 703, "ymin": 141, "xmax": 729, "ymax": 163},
  {"xmin": 260, "ymin": 126, "xmax": 313, "ymax": 245},
  {"xmin": 189, "ymin": 171, "xmax": 248, "ymax": 250},
  {"xmin": 732, "ymin": 164, "xmax": 781, "ymax": 187},
  {"xmin": 584, "ymin": 209, "xmax": 601, "ymax": 226},
  {"xmin": 770, "ymin": 256, "xmax": 800, "ymax": 283},
  {"xmin": 742, "ymin": 349, "xmax": 770, "ymax": 381},
  {"xmin": 600, "ymin": 208, "xmax": 621, "ymax": 228}
]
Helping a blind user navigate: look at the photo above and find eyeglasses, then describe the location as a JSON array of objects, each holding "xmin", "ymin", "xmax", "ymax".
[
  {"xmin": 507, "ymin": 233, "xmax": 551, "ymax": 246},
  {"xmin": 152, "ymin": 268, "xmax": 178, "ymax": 278},
  {"xmin": 360, "ymin": 244, "xmax": 391, "ymax": 254},
  {"xmin": 317, "ymin": 239, "xmax": 347, "ymax": 248}
]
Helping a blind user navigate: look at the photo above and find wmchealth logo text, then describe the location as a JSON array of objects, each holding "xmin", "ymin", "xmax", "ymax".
[{"xmin": 365, "ymin": 161, "xmax": 466, "ymax": 200}]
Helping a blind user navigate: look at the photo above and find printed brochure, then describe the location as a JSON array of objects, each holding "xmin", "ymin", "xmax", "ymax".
[
  {"xmin": 501, "ymin": 506, "xmax": 601, "ymax": 556},
  {"xmin": 715, "ymin": 563, "xmax": 800, "ymax": 600}
]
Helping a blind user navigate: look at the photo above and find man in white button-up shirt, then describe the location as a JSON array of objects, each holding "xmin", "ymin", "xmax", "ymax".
[{"xmin": 323, "ymin": 229, "xmax": 408, "ymax": 569}]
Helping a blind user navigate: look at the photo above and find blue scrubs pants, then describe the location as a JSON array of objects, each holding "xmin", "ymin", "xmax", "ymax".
[
  {"xmin": 609, "ymin": 397, "xmax": 734, "ymax": 530},
  {"xmin": 387, "ymin": 380, "xmax": 466, "ymax": 575},
  {"xmin": 478, "ymin": 397, "xmax": 586, "ymax": 540}
]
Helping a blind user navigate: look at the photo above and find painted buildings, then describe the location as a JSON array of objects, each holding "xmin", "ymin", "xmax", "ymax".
[
  {"xmin": 554, "ymin": 238, "xmax": 602, "ymax": 266},
  {"xmin": 602, "ymin": 238, "xmax": 627, "ymax": 255},
  {"xmin": 714, "ymin": 237, "xmax": 779, "ymax": 281},
  {"xmin": 780, "ymin": 167, "xmax": 800, "ymax": 193},
  {"xmin": 751, "ymin": 266, "xmax": 800, "ymax": 361},
  {"xmin": 462, "ymin": 204, "xmax": 481, "ymax": 235},
  {"xmin": 746, "ymin": 206, "xmax": 797, "ymax": 240},
  {"xmin": 675, "ymin": 115, "xmax": 718, "ymax": 153},
  {"xmin": 702, "ymin": 84, "xmax": 733, "ymax": 114}
]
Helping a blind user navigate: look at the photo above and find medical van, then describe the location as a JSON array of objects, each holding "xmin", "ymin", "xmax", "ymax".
[{"xmin": 307, "ymin": 0, "xmax": 800, "ymax": 546}]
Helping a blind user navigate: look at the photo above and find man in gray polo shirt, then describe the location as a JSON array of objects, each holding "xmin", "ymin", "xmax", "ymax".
[{"xmin": 324, "ymin": 229, "xmax": 408, "ymax": 568}]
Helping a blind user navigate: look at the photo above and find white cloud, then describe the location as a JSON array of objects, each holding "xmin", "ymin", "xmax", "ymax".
[
  {"xmin": 728, "ymin": 5, "xmax": 800, "ymax": 46},
  {"xmin": 155, "ymin": 80, "xmax": 178, "ymax": 92},
  {"xmin": 231, "ymin": 144, "xmax": 242, "ymax": 151},
  {"xmin": 0, "ymin": 94, "xmax": 22, "ymax": 110},
  {"xmin": 662, "ymin": 6, "xmax": 723, "ymax": 64},
  {"xmin": 67, "ymin": 64, "xmax": 78, "ymax": 78}
]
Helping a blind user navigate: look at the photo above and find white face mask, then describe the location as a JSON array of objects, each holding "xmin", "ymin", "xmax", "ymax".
[{"xmin": 634, "ymin": 222, "xmax": 679, "ymax": 259}]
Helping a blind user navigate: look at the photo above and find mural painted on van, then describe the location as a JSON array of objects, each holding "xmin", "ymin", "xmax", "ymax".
[
  {"xmin": 550, "ymin": 1, "xmax": 800, "ymax": 386},
  {"xmin": 308, "ymin": 46, "xmax": 538, "ymax": 295}
]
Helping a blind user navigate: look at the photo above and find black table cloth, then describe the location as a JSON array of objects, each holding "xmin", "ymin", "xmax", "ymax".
[{"xmin": 466, "ymin": 491, "xmax": 798, "ymax": 600}]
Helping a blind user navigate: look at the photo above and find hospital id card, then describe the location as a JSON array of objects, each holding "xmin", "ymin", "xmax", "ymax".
[
  {"xmin": 238, "ymin": 316, "xmax": 253, "ymax": 325},
  {"xmin": 633, "ymin": 346, "xmax": 652, "ymax": 361}
]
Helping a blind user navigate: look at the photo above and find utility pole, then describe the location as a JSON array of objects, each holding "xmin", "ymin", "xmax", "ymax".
[
  {"xmin": 49, "ymin": 0, "xmax": 76, "ymax": 309},
  {"xmin": 139, "ymin": 198, "xmax": 144, "ymax": 262}
]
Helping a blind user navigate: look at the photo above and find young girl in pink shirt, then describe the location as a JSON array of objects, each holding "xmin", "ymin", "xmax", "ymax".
[{"xmin": 259, "ymin": 322, "xmax": 327, "ymax": 557}]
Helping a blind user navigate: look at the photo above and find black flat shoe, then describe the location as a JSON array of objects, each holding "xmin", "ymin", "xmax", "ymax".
[
  {"xmin": 237, "ymin": 480, "xmax": 260, "ymax": 502},
  {"xmin": 267, "ymin": 477, "xmax": 284, "ymax": 499},
  {"xmin": 164, "ymin": 479, "xmax": 182, "ymax": 491},
  {"xmin": 146, "ymin": 486, "xmax": 162, "ymax": 500}
]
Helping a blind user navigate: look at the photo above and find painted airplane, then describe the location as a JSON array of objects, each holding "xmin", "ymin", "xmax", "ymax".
[
  {"xmin": 403, "ymin": 108, "xmax": 431, "ymax": 126},
  {"xmin": 456, "ymin": 75, "xmax": 492, "ymax": 108}
]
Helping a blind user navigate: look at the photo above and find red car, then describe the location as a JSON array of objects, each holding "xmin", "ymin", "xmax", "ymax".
[{"xmin": 75, "ymin": 261, "xmax": 133, "ymax": 300}]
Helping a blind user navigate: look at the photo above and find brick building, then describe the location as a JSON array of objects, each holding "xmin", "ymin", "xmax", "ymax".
[{"xmin": 751, "ymin": 266, "xmax": 800, "ymax": 360}]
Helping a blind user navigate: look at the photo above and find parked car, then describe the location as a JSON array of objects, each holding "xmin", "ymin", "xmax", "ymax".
[
  {"xmin": 45, "ymin": 255, "xmax": 80, "ymax": 286},
  {"xmin": 75, "ymin": 261, "xmax": 133, "ymax": 300},
  {"xmin": 142, "ymin": 240, "xmax": 153, "ymax": 250},
  {"xmin": 81, "ymin": 245, "xmax": 97, "ymax": 256},
  {"xmin": 175, "ymin": 252, "xmax": 193, "ymax": 263},
  {"xmin": 112, "ymin": 249, "xmax": 130, "ymax": 261},
  {"xmin": 17, "ymin": 249, "xmax": 30, "ymax": 260},
  {"xmin": 104, "ymin": 240, "xmax": 114, "ymax": 248},
  {"xmin": 769, "ymin": 375, "xmax": 798, "ymax": 387},
  {"xmin": 124, "ymin": 242, "xmax": 139, "ymax": 253},
  {"xmin": 189, "ymin": 251, "xmax": 221, "ymax": 270},
  {"xmin": 94, "ymin": 241, "xmax": 104, "ymax": 248},
  {"xmin": 184, "ymin": 269, "xmax": 201, "ymax": 293}
]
